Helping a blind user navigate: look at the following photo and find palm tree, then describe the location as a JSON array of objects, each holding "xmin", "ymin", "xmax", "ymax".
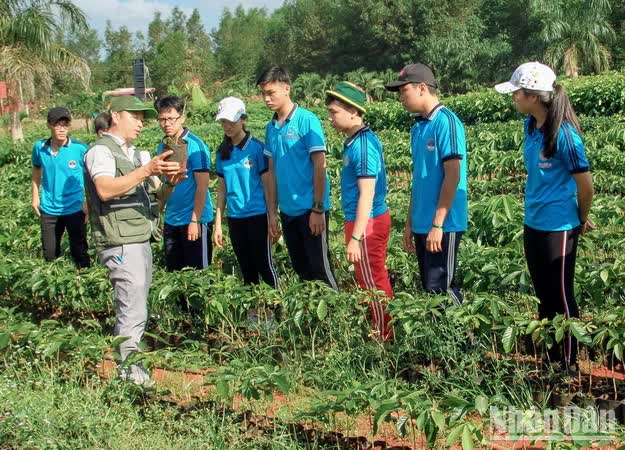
[
  {"xmin": 344, "ymin": 68, "xmax": 384, "ymax": 102},
  {"xmin": 291, "ymin": 72, "xmax": 325, "ymax": 106},
  {"xmin": 530, "ymin": 0, "xmax": 615, "ymax": 77},
  {"xmin": 0, "ymin": 0, "xmax": 91, "ymax": 141}
]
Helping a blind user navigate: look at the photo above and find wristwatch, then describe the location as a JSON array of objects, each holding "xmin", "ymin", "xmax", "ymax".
[{"xmin": 311, "ymin": 201, "xmax": 324, "ymax": 214}]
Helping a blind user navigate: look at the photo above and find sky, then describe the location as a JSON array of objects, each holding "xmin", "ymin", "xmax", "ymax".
[{"xmin": 72, "ymin": 0, "xmax": 283, "ymax": 35}]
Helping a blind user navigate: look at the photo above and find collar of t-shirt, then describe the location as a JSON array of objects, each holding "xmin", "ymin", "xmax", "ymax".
[
  {"xmin": 102, "ymin": 132, "xmax": 136, "ymax": 163},
  {"xmin": 271, "ymin": 103, "xmax": 298, "ymax": 125},
  {"xmin": 234, "ymin": 132, "xmax": 251, "ymax": 151},
  {"xmin": 414, "ymin": 103, "xmax": 444, "ymax": 122},
  {"xmin": 344, "ymin": 125, "xmax": 370, "ymax": 148},
  {"xmin": 44, "ymin": 137, "xmax": 71, "ymax": 155}
]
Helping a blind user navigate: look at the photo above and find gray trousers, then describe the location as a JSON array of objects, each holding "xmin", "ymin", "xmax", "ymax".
[{"xmin": 98, "ymin": 242, "xmax": 152, "ymax": 362}]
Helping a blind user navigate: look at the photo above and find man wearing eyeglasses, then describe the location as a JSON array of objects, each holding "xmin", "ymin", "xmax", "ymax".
[
  {"xmin": 84, "ymin": 95, "xmax": 183, "ymax": 387},
  {"xmin": 155, "ymin": 95, "xmax": 214, "ymax": 273},
  {"xmin": 31, "ymin": 107, "xmax": 90, "ymax": 268}
]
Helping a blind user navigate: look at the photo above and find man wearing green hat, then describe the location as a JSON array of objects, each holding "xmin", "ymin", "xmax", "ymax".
[
  {"xmin": 326, "ymin": 82, "xmax": 394, "ymax": 340},
  {"xmin": 84, "ymin": 95, "xmax": 183, "ymax": 386}
]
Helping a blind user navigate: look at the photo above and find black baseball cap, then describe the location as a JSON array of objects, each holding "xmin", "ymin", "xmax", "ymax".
[
  {"xmin": 384, "ymin": 63, "xmax": 438, "ymax": 92},
  {"xmin": 47, "ymin": 107, "xmax": 72, "ymax": 124}
]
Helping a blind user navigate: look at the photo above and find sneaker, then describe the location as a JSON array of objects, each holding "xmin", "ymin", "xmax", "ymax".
[{"xmin": 119, "ymin": 363, "xmax": 155, "ymax": 389}]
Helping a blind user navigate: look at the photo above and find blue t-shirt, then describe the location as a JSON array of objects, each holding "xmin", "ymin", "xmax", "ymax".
[
  {"xmin": 341, "ymin": 126, "xmax": 388, "ymax": 222},
  {"xmin": 263, "ymin": 104, "xmax": 331, "ymax": 216},
  {"xmin": 410, "ymin": 104, "xmax": 468, "ymax": 234},
  {"xmin": 523, "ymin": 118, "xmax": 590, "ymax": 231},
  {"xmin": 215, "ymin": 133, "xmax": 268, "ymax": 219},
  {"xmin": 157, "ymin": 128, "xmax": 214, "ymax": 226},
  {"xmin": 31, "ymin": 138, "xmax": 87, "ymax": 216}
]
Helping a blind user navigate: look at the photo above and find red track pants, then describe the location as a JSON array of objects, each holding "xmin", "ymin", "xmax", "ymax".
[{"xmin": 345, "ymin": 210, "xmax": 394, "ymax": 340}]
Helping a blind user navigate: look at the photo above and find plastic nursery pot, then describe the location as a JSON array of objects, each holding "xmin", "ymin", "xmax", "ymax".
[{"xmin": 163, "ymin": 137, "xmax": 188, "ymax": 171}]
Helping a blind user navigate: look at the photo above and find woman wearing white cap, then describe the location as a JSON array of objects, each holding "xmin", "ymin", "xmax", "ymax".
[
  {"xmin": 213, "ymin": 97, "xmax": 278, "ymax": 289},
  {"xmin": 495, "ymin": 62, "xmax": 595, "ymax": 374}
]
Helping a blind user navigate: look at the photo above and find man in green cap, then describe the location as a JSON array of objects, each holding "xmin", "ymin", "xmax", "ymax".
[
  {"xmin": 326, "ymin": 82, "xmax": 394, "ymax": 340},
  {"xmin": 84, "ymin": 95, "xmax": 183, "ymax": 386}
]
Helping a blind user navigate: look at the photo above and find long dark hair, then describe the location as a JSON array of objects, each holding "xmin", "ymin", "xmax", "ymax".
[
  {"xmin": 218, "ymin": 116, "xmax": 248, "ymax": 161},
  {"xmin": 526, "ymin": 84, "xmax": 581, "ymax": 159},
  {"xmin": 94, "ymin": 112, "xmax": 111, "ymax": 135}
]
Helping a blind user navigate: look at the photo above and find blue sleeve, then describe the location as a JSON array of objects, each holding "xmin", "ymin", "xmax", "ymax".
[
  {"xmin": 31, "ymin": 142, "xmax": 41, "ymax": 167},
  {"xmin": 187, "ymin": 135, "xmax": 211, "ymax": 172},
  {"xmin": 436, "ymin": 111, "xmax": 465, "ymax": 162},
  {"xmin": 156, "ymin": 142, "xmax": 164, "ymax": 156},
  {"xmin": 559, "ymin": 124, "xmax": 589, "ymax": 174},
  {"xmin": 263, "ymin": 123, "xmax": 272, "ymax": 158},
  {"xmin": 351, "ymin": 135, "xmax": 380, "ymax": 178},
  {"xmin": 78, "ymin": 144, "xmax": 88, "ymax": 168},
  {"xmin": 302, "ymin": 113, "xmax": 327, "ymax": 154},
  {"xmin": 215, "ymin": 153, "xmax": 223, "ymax": 177},
  {"xmin": 255, "ymin": 141, "xmax": 268, "ymax": 175}
]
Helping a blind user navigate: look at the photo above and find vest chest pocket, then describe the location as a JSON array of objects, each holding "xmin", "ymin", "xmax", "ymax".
[{"xmin": 115, "ymin": 207, "xmax": 150, "ymax": 237}]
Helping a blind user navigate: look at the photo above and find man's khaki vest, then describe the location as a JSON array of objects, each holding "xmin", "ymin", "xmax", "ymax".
[{"xmin": 84, "ymin": 135, "xmax": 160, "ymax": 251}]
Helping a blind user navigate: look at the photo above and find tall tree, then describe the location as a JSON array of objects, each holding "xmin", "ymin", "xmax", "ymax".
[
  {"xmin": 330, "ymin": 0, "xmax": 423, "ymax": 73},
  {"xmin": 186, "ymin": 9, "xmax": 205, "ymax": 46},
  {"xmin": 212, "ymin": 6, "xmax": 270, "ymax": 80},
  {"xmin": 608, "ymin": 0, "xmax": 625, "ymax": 69},
  {"xmin": 103, "ymin": 22, "xmax": 135, "ymax": 88},
  {"xmin": 145, "ymin": 8, "xmax": 215, "ymax": 94},
  {"xmin": 185, "ymin": 9, "xmax": 215, "ymax": 87},
  {"xmin": 262, "ymin": 0, "xmax": 338, "ymax": 75},
  {"xmin": 150, "ymin": 31, "xmax": 188, "ymax": 93},
  {"xmin": 53, "ymin": 26, "xmax": 103, "ymax": 93},
  {"xmin": 530, "ymin": 0, "xmax": 615, "ymax": 77},
  {"xmin": 148, "ymin": 12, "xmax": 166, "ymax": 50},
  {"xmin": 0, "ymin": 0, "xmax": 90, "ymax": 141},
  {"xmin": 167, "ymin": 7, "xmax": 187, "ymax": 34},
  {"xmin": 419, "ymin": 0, "xmax": 513, "ymax": 92},
  {"xmin": 65, "ymin": 27, "xmax": 101, "ymax": 67}
]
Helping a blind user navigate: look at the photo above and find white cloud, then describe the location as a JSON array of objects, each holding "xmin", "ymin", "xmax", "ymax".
[
  {"xmin": 73, "ymin": 0, "xmax": 192, "ymax": 34},
  {"xmin": 76, "ymin": 0, "xmax": 283, "ymax": 34}
]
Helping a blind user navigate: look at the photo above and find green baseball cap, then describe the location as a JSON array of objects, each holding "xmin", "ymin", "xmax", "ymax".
[
  {"xmin": 104, "ymin": 95, "xmax": 157, "ymax": 119},
  {"xmin": 326, "ymin": 81, "xmax": 367, "ymax": 114}
]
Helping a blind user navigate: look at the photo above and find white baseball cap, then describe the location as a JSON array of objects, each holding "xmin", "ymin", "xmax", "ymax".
[
  {"xmin": 495, "ymin": 62, "xmax": 557, "ymax": 94},
  {"xmin": 215, "ymin": 97, "xmax": 246, "ymax": 122}
]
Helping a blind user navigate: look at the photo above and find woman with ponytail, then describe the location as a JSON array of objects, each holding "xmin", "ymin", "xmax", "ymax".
[
  {"xmin": 495, "ymin": 62, "xmax": 595, "ymax": 374},
  {"xmin": 213, "ymin": 97, "xmax": 278, "ymax": 289}
]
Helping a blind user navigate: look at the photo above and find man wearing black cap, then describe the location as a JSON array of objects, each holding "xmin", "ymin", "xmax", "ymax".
[
  {"xmin": 385, "ymin": 64, "xmax": 468, "ymax": 304},
  {"xmin": 31, "ymin": 107, "xmax": 90, "ymax": 268}
]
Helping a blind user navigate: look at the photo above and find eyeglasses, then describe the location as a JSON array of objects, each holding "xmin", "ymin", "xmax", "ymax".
[
  {"xmin": 52, "ymin": 123, "xmax": 70, "ymax": 130},
  {"xmin": 157, "ymin": 116, "xmax": 181, "ymax": 125}
]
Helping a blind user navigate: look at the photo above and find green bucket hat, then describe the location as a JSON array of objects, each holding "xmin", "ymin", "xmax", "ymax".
[
  {"xmin": 326, "ymin": 81, "xmax": 367, "ymax": 114},
  {"xmin": 104, "ymin": 95, "xmax": 157, "ymax": 119}
]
